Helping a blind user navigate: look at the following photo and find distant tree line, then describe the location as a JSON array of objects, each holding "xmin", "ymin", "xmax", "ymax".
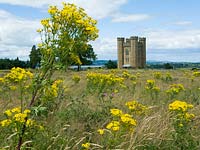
[
  {"xmin": 146, "ymin": 62, "xmax": 200, "ymax": 69},
  {"xmin": 0, "ymin": 44, "xmax": 97, "ymax": 70},
  {"xmin": 0, "ymin": 57, "xmax": 30, "ymax": 70}
]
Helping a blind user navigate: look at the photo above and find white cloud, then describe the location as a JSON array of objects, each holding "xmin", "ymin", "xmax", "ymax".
[
  {"xmin": 146, "ymin": 29, "xmax": 200, "ymax": 49},
  {"xmin": 112, "ymin": 13, "xmax": 150, "ymax": 23},
  {"xmin": 91, "ymin": 38, "xmax": 117, "ymax": 60},
  {"xmin": 0, "ymin": 10, "xmax": 41, "ymax": 59},
  {"xmin": 0, "ymin": 0, "xmax": 129, "ymax": 60},
  {"xmin": 92, "ymin": 29, "xmax": 200, "ymax": 60},
  {"xmin": 0, "ymin": 0, "xmax": 128, "ymax": 19},
  {"xmin": 173, "ymin": 21, "xmax": 192, "ymax": 26}
]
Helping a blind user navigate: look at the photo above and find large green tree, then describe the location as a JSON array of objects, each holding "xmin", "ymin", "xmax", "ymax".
[{"xmin": 29, "ymin": 45, "xmax": 41, "ymax": 68}]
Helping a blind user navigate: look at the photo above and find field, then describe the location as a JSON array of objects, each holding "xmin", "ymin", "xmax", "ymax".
[{"xmin": 0, "ymin": 68, "xmax": 200, "ymax": 149}]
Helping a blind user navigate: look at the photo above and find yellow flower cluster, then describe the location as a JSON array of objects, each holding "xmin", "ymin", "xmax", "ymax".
[
  {"xmin": 40, "ymin": 2, "xmax": 98, "ymax": 41},
  {"xmin": 122, "ymin": 71, "xmax": 131, "ymax": 79},
  {"xmin": 86, "ymin": 72, "xmax": 125, "ymax": 92},
  {"xmin": 72, "ymin": 74, "xmax": 81, "ymax": 84},
  {"xmin": 48, "ymin": 6, "xmax": 58, "ymax": 15},
  {"xmin": 41, "ymin": 18, "xmax": 50, "ymax": 28},
  {"xmin": 145, "ymin": 79, "xmax": 160, "ymax": 94},
  {"xmin": 153, "ymin": 72, "xmax": 162, "ymax": 79},
  {"xmin": 169, "ymin": 100, "xmax": 193, "ymax": 112},
  {"xmin": 3, "ymin": 67, "xmax": 33, "ymax": 83},
  {"xmin": 97, "ymin": 129, "xmax": 104, "ymax": 135},
  {"xmin": 82, "ymin": 142, "xmax": 90, "ymax": 149},
  {"xmin": 110, "ymin": 109, "xmax": 122, "ymax": 116},
  {"xmin": 50, "ymin": 79, "xmax": 63, "ymax": 97},
  {"xmin": 0, "ymin": 119, "xmax": 12, "ymax": 127},
  {"xmin": 165, "ymin": 72, "xmax": 173, "ymax": 81},
  {"xmin": 0, "ymin": 107, "xmax": 33, "ymax": 127},
  {"xmin": 169, "ymin": 100, "xmax": 195, "ymax": 128},
  {"xmin": 0, "ymin": 77, "xmax": 4, "ymax": 83},
  {"xmin": 166, "ymin": 84, "xmax": 185, "ymax": 95},
  {"xmin": 106, "ymin": 121, "xmax": 120, "ymax": 131},
  {"xmin": 145, "ymin": 79, "xmax": 155, "ymax": 89},
  {"xmin": 177, "ymin": 112, "xmax": 195, "ymax": 122},
  {"xmin": 125, "ymin": 100, "xmax": 148, "ymax": 115},
  {"xmin": 121, "ymin": 114, "xmax": 137, "ymax": 126},
  {"xmin": 193, "ymin": 71, "xmax": 200, "ymax": 77},
  {"xmin": 106, "ymin": 108, "xmax": 137, "ymax": 132}
]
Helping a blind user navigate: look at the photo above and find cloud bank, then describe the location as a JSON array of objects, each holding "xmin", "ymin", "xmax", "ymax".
[{"xmin": 0, "ymin": 9, "xmax": 40, "ymax": 59}]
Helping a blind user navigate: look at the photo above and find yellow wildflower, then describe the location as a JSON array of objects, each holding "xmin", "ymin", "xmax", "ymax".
[
  {"xmin": 125, "ymin": 100, "xmax": 148, "ymax": 114},
  {"xmin": 24, "ymin": 109, "xmax": 31, "ymax": 114},
  {"xmin": 0, "ymin": 119, "xmax": 12, "ymax": 127},
  {"xmin": 110, "ymin": 109, "xmax": 122, "ymax": 116},
  {"xmin": 36, "ymin": 29, "xmax": 42, "ymax": 33},
  {"xmin": 169, "ymin": 100, "xmax": 193, "ymax": 112},
  {"xmin": 106, "ymin": 121, "xmax": 120, "ymax": 131},
  {"xmin": 4, "ymin": 109, "xmax": 12, "ymax": 117},
  {"xmin": 37, "ymin": 43, "xmax": 43, "ymax": 47},
  {"xmin": 97, "ymin": 129, "xmax": 104, "ymax": 135},
  {"xmin": 9, "ymin": 86, "xmax": 17, "ymax": 90},
  {"xmin": 121, "ymin": 114, "xmax": 137, "ymax": 126},
  {"xmin": 11, "ymin": 107, "xmax": 21, "ymax": 113},
  {"xmin": 82, "ymin": 142, "xmax": 90, "ymax": 149},
  {"xmin": 185, "ymin": 113, "xmax": 195, "ymax": 121},
  {"xmin": 26, "ymin": 119, "xmax": 34, "ymax": 127},
  {"xmin": 14, "ymin": 113, "xmax": 27, "ymax": 123},
  {"xmin": 179, "ymin": 123, "xmax": 183, "ymax": 127}
]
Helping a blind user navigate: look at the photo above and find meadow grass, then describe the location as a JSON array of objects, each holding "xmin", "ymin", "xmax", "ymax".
[{"xmin": 0, "ymin": 68, "xmax": 200, "ymax": 149}]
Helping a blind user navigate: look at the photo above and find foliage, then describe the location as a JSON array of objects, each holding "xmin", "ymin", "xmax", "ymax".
[
  {"xmin": 86, "ymin": 72, "xmax": 125, "ymax": 94},
  {"xmin": 73, "ymin": 44, "xmax": 97, "ymax": 65},
  {"xmin": 163, "ymin": 63, "xmax": 173, "ymax": 69},
  {"xmin": 104, "ymin": 60, "xmax": 117, "ymax": 69},
  {"xmin": 1, "ymin": 68, "xmax": 200, "ymax": 149},
  {"xmin": 0, "ymin": 2, "xmax": 98, "ymax": 149},
  {"xmin": 29, "ymin": 45, "xmax": 41, "ymax": 69},
  {"xmin": 37, "ymin": 2, "xmax": 98, "ymax": 69},
  {"xmin": 0, "ymin": 58, "xmax": 30, "ymax": 70},
  {"xmin": 169, "ymin": 100, "xmax": 197, "ymax": 149}
]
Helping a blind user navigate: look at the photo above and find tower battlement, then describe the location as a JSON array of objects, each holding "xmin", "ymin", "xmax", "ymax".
[{"xmin": 117, "ymin": 36, "xmax": 146, "ymax": 69}]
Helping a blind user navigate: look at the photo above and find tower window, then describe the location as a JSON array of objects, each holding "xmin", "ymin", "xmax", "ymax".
[{"xmin": 125, "ymin": 49, "xmax": 129, "ymax": 55}]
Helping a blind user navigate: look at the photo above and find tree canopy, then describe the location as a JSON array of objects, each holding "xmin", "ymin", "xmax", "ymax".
[
  {"xmin": 37, "ymin": 3, "xmax": 99, "ymax": 69},
  {"xmin": 29, "ymin": 45, "xmax": 41, "ymax": 68}
]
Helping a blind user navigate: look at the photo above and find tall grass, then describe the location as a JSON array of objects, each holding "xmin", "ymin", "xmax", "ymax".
[{"xmin": 0, "ymin": 69, "xmax": 200, "ymax": 149}]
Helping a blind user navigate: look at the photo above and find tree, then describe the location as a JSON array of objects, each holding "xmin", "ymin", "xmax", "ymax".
[
  {"xmin": 72, "ymin": 44, "xmax": 97, "ymax": 71},
  {"xmin": 37, "ymin": 3, "xmax": 99, "ymax": 70},
  {"xmin": 29, "ymin": 45, "xmax": 41, "ymax": 68},
  {"xmin": 105, "ymin": 60, "xmax": 117, "ymax": 69},
  {"xmin": 164, "ymin": 63, "xmax": 173, "ymax": 69}
]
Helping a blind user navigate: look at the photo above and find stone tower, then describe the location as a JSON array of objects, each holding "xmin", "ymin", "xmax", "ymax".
[{"xmin": 117, "ymin": 36, "xmax": 146, "ymax": 69}]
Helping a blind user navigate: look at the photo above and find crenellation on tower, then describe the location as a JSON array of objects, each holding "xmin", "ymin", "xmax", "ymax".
[{"xmin": 117, "ymin": 36, "xmax": 146, "ymax": 69}]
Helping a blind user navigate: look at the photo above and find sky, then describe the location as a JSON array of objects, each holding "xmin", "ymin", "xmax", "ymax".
[{"xmin": 0, "ymin": 0, "xmax": 200, "ymax": 62}]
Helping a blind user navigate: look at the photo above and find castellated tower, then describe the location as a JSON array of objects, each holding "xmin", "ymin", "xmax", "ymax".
[{"xmin": 117, "ymin": 36, "xmax": 146, "ymax": 69}]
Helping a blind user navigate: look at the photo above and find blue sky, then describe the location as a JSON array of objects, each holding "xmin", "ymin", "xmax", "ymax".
[{"xmin": 0, "ymin": 0, "xmax": 200, "ymax": 62}]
